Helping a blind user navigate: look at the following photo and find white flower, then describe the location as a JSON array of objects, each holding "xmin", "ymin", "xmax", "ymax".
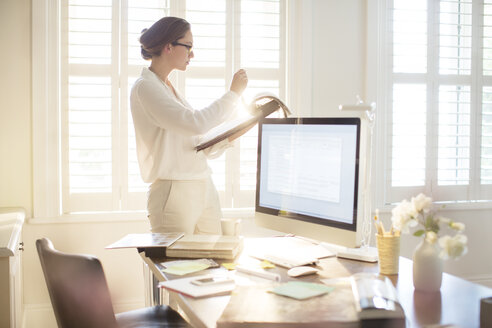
[
  {"xmin": 402, "ymin": 198, "xmax": 419, "ymax": 218},
  {"xmin": 450, "ymin": 222, "xmax": 465, "ymax": 231},
  {"xmin": 411, "ymin": 193, "xmax": 433, "ymax": 213},
  {"xmin": 391, "ymin": 200, "xmax": 418, "ymax": 233},
  {"xmin": 425, "ymin": 231, "xmax": 438, "ymax": 244},
  {"xmin": 390, "ymin": 193, "xmax": 468, "ymax": 261},
  {"xmin": 438, "ymin": 234, "xmax": 468, "ymax": 260},
  {"xmin": 436, "ymin": 216, "xmax": 451, "ymax": 225}
]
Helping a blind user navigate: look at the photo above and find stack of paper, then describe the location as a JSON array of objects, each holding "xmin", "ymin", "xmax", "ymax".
[
  {"xmin": 159, "ymin": 274, "xmax": 235, "ymax": 298},
  {"xmin": 166, "ymin": 234, "xmax": 243, "ymax": 260}
]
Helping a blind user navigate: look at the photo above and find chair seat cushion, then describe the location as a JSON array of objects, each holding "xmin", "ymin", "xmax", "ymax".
[{"xmin": 115, "ymin": 305, "xmax": 191, "ymax": 328}]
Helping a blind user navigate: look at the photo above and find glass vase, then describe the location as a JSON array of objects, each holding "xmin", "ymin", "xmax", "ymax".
[{"xmin": 412, "ymin": 239, "xmax": 443, "ymax": 292}]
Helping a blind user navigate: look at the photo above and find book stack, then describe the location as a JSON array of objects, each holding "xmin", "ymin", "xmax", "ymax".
[{"xmin": 166, "ymin": 234, "xmax": 243, "ymax": 260}]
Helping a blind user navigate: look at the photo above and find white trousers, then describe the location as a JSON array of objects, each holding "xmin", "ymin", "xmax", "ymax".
[{"xmin": 147, "ymin": 176, "xmax": 222, "ymax": 234}]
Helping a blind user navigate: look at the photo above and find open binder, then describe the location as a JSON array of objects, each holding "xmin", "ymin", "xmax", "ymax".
[
  {"xmin": 196, "ymin": 93, "xmax": 290, "ymax": 152},
  {"xmin": 105, "ymin": 232, "xmax": 184, "ymax": 249},
  {"xmin": 105, "ymin": 232, "xmax": 185, "ymax": 258}
]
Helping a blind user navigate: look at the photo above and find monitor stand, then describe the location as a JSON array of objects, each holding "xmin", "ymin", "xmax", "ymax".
[{"xmin": 320, "ymin": 242, "xmax": 378, "ymax": 263}]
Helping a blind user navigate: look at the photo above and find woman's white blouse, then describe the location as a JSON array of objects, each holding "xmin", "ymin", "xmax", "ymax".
[{"xmin": 130, "ymin": 67, "xmax": 238, "ymax": 183}]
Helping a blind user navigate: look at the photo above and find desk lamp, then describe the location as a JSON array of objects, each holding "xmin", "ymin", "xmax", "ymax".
[{"xmin": 339, "ymin": 96, "xmax": 376, "ymax": 252}]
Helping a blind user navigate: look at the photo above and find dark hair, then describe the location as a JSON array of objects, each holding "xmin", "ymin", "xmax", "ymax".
[{"xmin": 139, "ymin": 16, "xmax": 191, "ymax": 60}]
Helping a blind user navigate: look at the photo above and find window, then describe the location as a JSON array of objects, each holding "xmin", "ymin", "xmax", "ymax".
[
  {"xmin": 33, "ymin": 0, "xmax": 287, "ymax": 216},
  {"xmin": 380, "ymin": 0, "xmax": 492, "ymax": 204}
]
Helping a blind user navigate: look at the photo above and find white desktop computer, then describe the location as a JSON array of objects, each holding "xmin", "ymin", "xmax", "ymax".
[{"xmin": 254, "ymin": 117, "xmax": 377, "ymax": 261}]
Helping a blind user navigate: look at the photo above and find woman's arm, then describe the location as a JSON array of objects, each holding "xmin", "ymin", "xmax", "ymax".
[
  {"xmin": 131, "ymin": 69, "xmax": 248, "ymax": 136},
  {"xmin": 133, "ymin": 79, "xmax": 239, "ymax": 135}
]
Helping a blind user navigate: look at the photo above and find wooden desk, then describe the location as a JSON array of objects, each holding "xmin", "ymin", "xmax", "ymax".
[{"xmin": 140, "ymin": 238, "xmax": 492, "ymax": 328}]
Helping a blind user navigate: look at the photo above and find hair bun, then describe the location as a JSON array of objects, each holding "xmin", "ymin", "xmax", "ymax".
[
  {"xmin": 141, "ymin": 46, "xmax": 152, "ymax": 60},
  {"xmin": 139, "ymin": 17, "xmax": 190, "ymax": 60}
]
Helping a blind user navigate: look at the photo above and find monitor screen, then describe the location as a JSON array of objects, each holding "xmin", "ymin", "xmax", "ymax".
[{"xmin": 255, "ymin": 117, "xmax": 361, "ymax": 242}]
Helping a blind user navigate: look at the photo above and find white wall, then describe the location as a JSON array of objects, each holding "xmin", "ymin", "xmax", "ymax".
[
  {"xmin": 312, "ymin": 0, "xmax": 367, "ymax": 114},
  {"xmin": 0, "ymin": 0, "xmax": 491, "ymax": 327},
  {"xmin": 0, "ymin": 1, "xmax": 31, "ymax": 212}
]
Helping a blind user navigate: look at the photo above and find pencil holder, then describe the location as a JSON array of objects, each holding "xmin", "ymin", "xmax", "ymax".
[{"xmin": 376, "ymin": 234, "xmax": 400, "ymax": 275}]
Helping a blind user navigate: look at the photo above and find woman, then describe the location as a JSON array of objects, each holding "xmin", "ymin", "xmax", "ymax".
[{"xmin": 130, "ymin": 16, "xmax": 248, "ymax": 235}]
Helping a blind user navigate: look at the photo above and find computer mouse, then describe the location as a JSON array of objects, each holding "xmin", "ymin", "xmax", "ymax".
[{"xmin": 287, "ymin": 266, "xmax": 319, "ymax": 277}]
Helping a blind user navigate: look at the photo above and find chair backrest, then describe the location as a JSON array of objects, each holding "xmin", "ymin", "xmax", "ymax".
[{"xmin": 36, "ymin": 238, "xmax": 118, "ymax": 328}]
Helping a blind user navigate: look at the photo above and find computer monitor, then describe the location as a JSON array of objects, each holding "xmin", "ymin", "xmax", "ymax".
[{"xmin": 254, "ymin": 117, "xmax": 363, "ymax": 248}]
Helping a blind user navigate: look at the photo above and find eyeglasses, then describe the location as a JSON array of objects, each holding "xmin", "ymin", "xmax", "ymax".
[{"xmin": 172, "ymin": 42, "xmax": 193, "ymax": 55}]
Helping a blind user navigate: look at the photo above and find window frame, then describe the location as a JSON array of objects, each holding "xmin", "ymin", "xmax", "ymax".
[
  {"xmin": 32, "ymin": 0, "xmax": 311, "ymax": 220},
  {"xmin": 371, "ymin": 0, "xmax": 492, "ymax": 210}
]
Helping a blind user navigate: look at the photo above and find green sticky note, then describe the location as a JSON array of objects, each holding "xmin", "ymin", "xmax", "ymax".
[
  {"xmin": 272, "ymin": 281, "xmax": 334, "ymax": 300},
  {"xmin": 162, "ymin": 262, "xmax": 210, "ymax": 276}
]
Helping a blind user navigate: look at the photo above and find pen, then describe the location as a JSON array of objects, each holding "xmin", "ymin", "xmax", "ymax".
[
  {"xmin": 236, "ymin": 266, "xmax": 281, "ymax": 282},
  {"xmin": 374, "ymin": 209, "xmax": 384, "ymax": 235},
  {"xmin": 374, "ymin": 215, "xmax": 381, "ymax": 235}
]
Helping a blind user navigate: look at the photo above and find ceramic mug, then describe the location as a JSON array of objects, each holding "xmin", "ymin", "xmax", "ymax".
[{"xmin": 221, "ymin": 218, "xmax": 241, "ymax": 236}]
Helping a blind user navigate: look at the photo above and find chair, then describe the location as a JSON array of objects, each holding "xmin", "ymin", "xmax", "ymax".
[{"xmin": 36, "ymin": 238, "xmax": 191, "ymax": 328}]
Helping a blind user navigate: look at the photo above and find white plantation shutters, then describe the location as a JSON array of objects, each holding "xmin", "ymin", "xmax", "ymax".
[
  {"xmin": 184, "ymin": 0, "xmax": 285, "ymax": 208},
  {"xmin": 237, "ymin": 0, "xmax": 285, "ymax": 207},
  {"xmin": 483, "ymin": 87, "xmax": 492, "ymax": 185},
  {"xmin": 391, "ymin": 84, "xmax": 427, "ymax": 187},
  {"xmin": 385, "ymin": 0, "xmax": 492, "ymax": 204},
  {"xmin": 483, "ymin": 1, "xmax": 492, "ymax": 185},
  {"xmin": 65, "ymin": 1, "xmax": 115, "ymax": 211},
  {"xmin": 183, "ymin": 0, "xmax": 229, "ymax": 205},
  {"xmin": 62, "ymin": 0, "xmax": 285, "ymax": 213}
]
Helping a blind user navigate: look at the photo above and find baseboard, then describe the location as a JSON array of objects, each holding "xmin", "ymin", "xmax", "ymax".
[
  {"xmin": 22, "ymin": 299, "xmax": 145, "ymax": 328},
  {"xmin": 22, "ymin": 303, "xmax": 55, "ymax": 328},
  {"xmin": 465, "ymin": 274, "xmax": 492, "ymax": 289}
]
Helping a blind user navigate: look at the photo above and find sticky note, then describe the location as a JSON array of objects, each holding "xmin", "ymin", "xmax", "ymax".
[
  {"xmin": 260, "ymin": 260, "xmax": 276, "ymax": 269},
  {"xmin": 271, "ymin": 281, "xmax": 334, "ymax": 300},
  {"xmin": 222, "ymin": 262, "xmax": 238, "ymax": 270}
]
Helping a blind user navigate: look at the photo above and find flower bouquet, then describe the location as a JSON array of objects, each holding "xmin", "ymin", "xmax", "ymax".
[
  {"xmin": 390, "ymin": 193, "xmax": 467, "ymax": 260},
  {"xmin": 390, "ymin": 193, "xmax": 468, "ymax": 291}
]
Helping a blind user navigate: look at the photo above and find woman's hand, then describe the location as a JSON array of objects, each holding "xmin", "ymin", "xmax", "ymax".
[{"xmin": 230, "ymin": 69, "xmax": 248, "ymax": 95}]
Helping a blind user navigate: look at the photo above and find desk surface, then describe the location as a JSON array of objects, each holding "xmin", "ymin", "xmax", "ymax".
[{"xmin": 140, "ymin": 237, "xmax": 492, "ymax": 328}]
